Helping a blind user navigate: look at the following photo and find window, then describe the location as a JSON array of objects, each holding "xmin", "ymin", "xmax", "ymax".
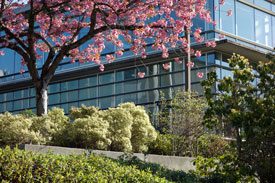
[
  {"xmin": 49, "ymin": 93, "xmax": 60, "ymax": 105},
  {"xmin": 99, "ymin": 97, "xmax": 115, "ymax": 109},
  {"xmin": 99, "ymin": 73, "xmax": 114, "ymax": 84},
  {"xmin": 60, "ymin": 91, "xmax": 78, "ymax": 103},
  {"xmin": 255, "ymin": 10, "xmax": 272, "ymax": 46},
  {"xmin": 80, "ymin": 99, "xmax": 97, "ymax": 107},
  {"xmin": 48, "ymin": 83, "xmax": 60, "ymax": 93},
  {"xmin": 79, "ymin": 76, "xmax": 97, "ymax": 88},
  {"xmin": 160, "ymin": 74, "xmax": 173, "ymax": 87},
  {"xmin": 79, "ymin": 87, "xmax": 97, "ymax": 100},
  {"xmin": 115, "ymin": 69, "xmax": 136, "ymax": 81},
  {"xmin": 124, "ymin": 80, "xmax": 137, "ymax": 93},
  {"xmin": 99, "ymin": 84, "xmax": 114, "ymax": 97},
  {"xmin": 220, "ymin": 0, "xmax": 235, "ymax": 34},
  {"xmin": 172, "ymin": 72, "xmax": 184, "ymax": 85},
  {"xmin": 254, "ymin": 0, "xmax": 271, "ymax": 10},
  {"xmin": 236, "ymin": 2, "xmax": 255, "ymax": 41},
  {"xmin": 61, "ymin": 80, "xmax": 78, "ymax": 91},
  {"xmin": 0, "ymin": 49, "xmax": 15, "ymax": 76}
]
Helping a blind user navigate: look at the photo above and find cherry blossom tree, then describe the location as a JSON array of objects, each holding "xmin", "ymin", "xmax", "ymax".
[{"xmin": 0, "ymin": 0, "xmax": 215, "ymax": 115}]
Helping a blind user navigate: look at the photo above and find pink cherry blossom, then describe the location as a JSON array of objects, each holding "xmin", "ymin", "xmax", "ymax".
[
  {"xmin": 174, "ymin": 57, "xmax": 182, "ymax": 64},
  {"xmin": 195, "ymin": 50, "xmax": 202, "ymax": 58},
  {"xmin": 106, "ymin": 54, "xmax": 115, "ymax": 63},
  {"xmin": 137, "ymin": 72, "xmax": 145, "ymax": 78},
  {"xmin": 197, "ymin": 72, "xmax": 204, "ymax": 78},
  {"xmin": 99, "ymin": 64, "xmax": 105, "ymax": 72},
  {"xmin": 227, "ymin": 9, "xmax": 233, "ymax": 16},
  {"xmin": 186, "ymin": 61, "xmax": 194, "ymax": 68},
  {"xmin": 0, "ymin": 50, "xmax": 5, "ymax": 56},
  {"xmin": 19, "ymin": 69, "xmax": 25, "ymax": 74},
  {"xmin": 162, "ymin": 63, "xmax": 171, "ymax": 70},
  {"xmin": 206, "ymin": 41, "xmax": 217, "ymax": 48}
]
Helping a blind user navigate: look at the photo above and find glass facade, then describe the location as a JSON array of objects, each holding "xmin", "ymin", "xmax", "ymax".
[
  {"xmin": 0, "ymin": 52, "xmax": 234, "ymax": 114},
  {"xmin": 216, "ymin": 0, "xmax": 275, "ymax": 48}
]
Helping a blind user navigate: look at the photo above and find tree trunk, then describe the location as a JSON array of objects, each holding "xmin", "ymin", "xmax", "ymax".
[{"xmin": 35, "ymin": 80, "xmax": 48, "ymax": 116}]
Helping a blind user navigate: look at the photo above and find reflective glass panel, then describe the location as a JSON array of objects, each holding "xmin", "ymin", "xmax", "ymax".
[
  {"xmin": 220, "ymin": 0, "xmax": 235, "ymax": 34},
  {"xmin": 236, "ymin": 2, "xmax": 255, "ymax": 41},
  {"xmin": 255, "ymin": 10, "xmax": 272, "ymax": 46}
]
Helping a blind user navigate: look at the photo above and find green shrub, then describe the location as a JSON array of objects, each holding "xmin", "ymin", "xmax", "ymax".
[
  {"xmin": 197, "ymin": 134, "xmax": 231, "ymax": 158},
  {"xmin": 104, "ymin": 106, "xmax": 133, "ymax": 152},
  {"xmin": 0, "ymin": 113, "xmax": 43, "ymax": 146},
  {"xmin": 119, "ymin": 103, "xmax": 157, "ymax": 152},
  {"xmin": 30, "ymin": 108, "xmax": 69, "ymax": 144},
  {"xmin": 70, "ymin": 114, "xmax": 111, "ymax": 149},
  {"xmin": 70, "ymin": 105, "xmax": 99, "ymax": 120},
  {"xmin": 0, "ymin": 147, "xmax": 171, "ymax": 183},
  {"xmin": 194, "ymin": 153, "xmax": 257, "ymax": 183},
  {"xmin": 148, "ymin": 133, "xmax": 174, "ymax": 155}
]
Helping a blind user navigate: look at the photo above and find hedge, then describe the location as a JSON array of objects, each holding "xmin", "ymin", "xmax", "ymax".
[{"xmin": 0, "ymin": 147, "xmax": 171, "ymax": 183}]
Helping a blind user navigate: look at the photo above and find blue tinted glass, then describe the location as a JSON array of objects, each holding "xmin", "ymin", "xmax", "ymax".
[
  {"xmin": 220, "ymin": 0, "xmax": 235, "ymax": 34},
  {"xmin": 6, "ymin": 101, "xmax": 13, "ymax": 111},
  {"xmin": 99, "ymin": 73, "xmax": 114, "ymax": 84},
  {"xmin": 49, "ymin": 93, "xmax": 60, "ymax": 105},
  {"xmin": 123, "ymin": 93, "xmax": 137, "ymax": 103},
  {"xmin": 160, "ymin": 74, "xmax": 173, "ymax": 87},
  {"xmin": 124, "ymin": 69, "xmax": 136, "ymax": 80},
  {"xmin": 137, "ymin": 91, "xmax": 148, "ymax": 103},
  {"xmin": 48, "ymin": 83, "xmax": 60, "ymax": 93},
  {"xmin": 0, "ymin": 49, "xmax": 15, "ymax": 76},
  {"xmin": 124, "ymin": 80, "xmax": 137, "ymax": 93},
  {"xmin": 255, "ymin": 10, "xmax": 272, "ymax": 46},
  {"xmin": 29, "ymin": 98, "xmax": 36, "ymax": 108},
  {"xmin": 254, "ymin": 0, "xmax": 271, "ymax": 10},
  {"xmin": 80, "ymin": 99, "xmax": 97, "ymax": 107},
  {"xmin": 236, "ymin": 2, "xmax": 255, "ymax": 41},
  {"xmin": 207, "ymin": 53, "xmax": 215, "ymax": 65},
  {"xmin": 99, "ymin": 84, "xmax": 114, "ymax": 97},
  {"xmin": 172, "ymin": 72, "xmax": 184, "ymax": 85},
  {"xmin": 68, "ymin": 91, "xmax": 78, "ymax": 102},
  {"xmin": 79, "ymin": 87, "xmax": 97, "ymax": 100},
  {"xmin": 115, "ymin": 83, "xmax": 123, "ymax": 94},
  {"xmin": 99, "ymin": 97, "xmax": 115, "ymax": 109},
  {"xmin": 0, "ymin": 93, "xmax": 4, "ymax": 102}
]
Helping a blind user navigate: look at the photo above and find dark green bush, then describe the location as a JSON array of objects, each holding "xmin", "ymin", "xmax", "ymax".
[
  {"xmin": 197, "ymin": 134, "xmax": 230, "ymax": 158},
  {"xmin": 0, "ymin": 147, "xmax": 171, "ymax": 183},
  {"xmin": 148, "ymin": 133, "xmax": 174, "ymax": 155}
]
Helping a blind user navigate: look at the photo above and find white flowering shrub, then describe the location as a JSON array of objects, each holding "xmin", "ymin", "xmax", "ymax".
[
  {"xmin": 119, "ymin": 103, "xmax": 157, "ymax": 152},
  {"xmin": 70, "ymin": 105, "xmax": 99, "ymax": 120},
  {"xmin": 0, "ymin": 113, "xmax": 43, "ymax": 146},
  {"xmin": 104, "ymin": 108, "xmax": 133, "ymax": 152},
  {"xmin": 31, "ymin": 108, "xmax": 69, "ymax": 144},
  {"xmin": 71, "ymin": 113, "xmax": 111, "ymax": 149}
]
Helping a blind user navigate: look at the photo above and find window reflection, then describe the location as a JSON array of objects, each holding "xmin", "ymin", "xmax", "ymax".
[
  {"xmin": 236, "ymin": 2, "xmax": 255, "ymax": 41},
  {"xmin": 255, "ymin": 10, "xmax": 272, "ymax": 46}
]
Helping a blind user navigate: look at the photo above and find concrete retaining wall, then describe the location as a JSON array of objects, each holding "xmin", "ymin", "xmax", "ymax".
[{"xmin": 20, "ymin": 144, "xmax": 195, "ymax": 171}]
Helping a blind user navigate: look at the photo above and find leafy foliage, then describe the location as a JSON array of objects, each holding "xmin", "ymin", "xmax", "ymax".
[
  {"xmin": 0, "ymin": 103, "xmax": 157, "ymax": 153},
  {"xmin": 0, "ymin": 147, "xmax": 171, "ymax": 183},
  {"xmin": 0, "ymin": 113, "xmax": 43, "ymax": 146},
  {"xmin": 194, "ymin": 153, "xmax": 257, "ymax": 183},
  {"xmin": 202, "ymin": 54, "xmax": 275, "ymax": 183},
  {"xmin": 30, "ymin": 108, "xmax": 69, "ymax": 144},
  {"xmin": 119, "ymin": 103, "xmax": 157, "ymax": 152},
  {"xmin": 197, "ymin": 134, "xmax": 231, "ymax": 158}
]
